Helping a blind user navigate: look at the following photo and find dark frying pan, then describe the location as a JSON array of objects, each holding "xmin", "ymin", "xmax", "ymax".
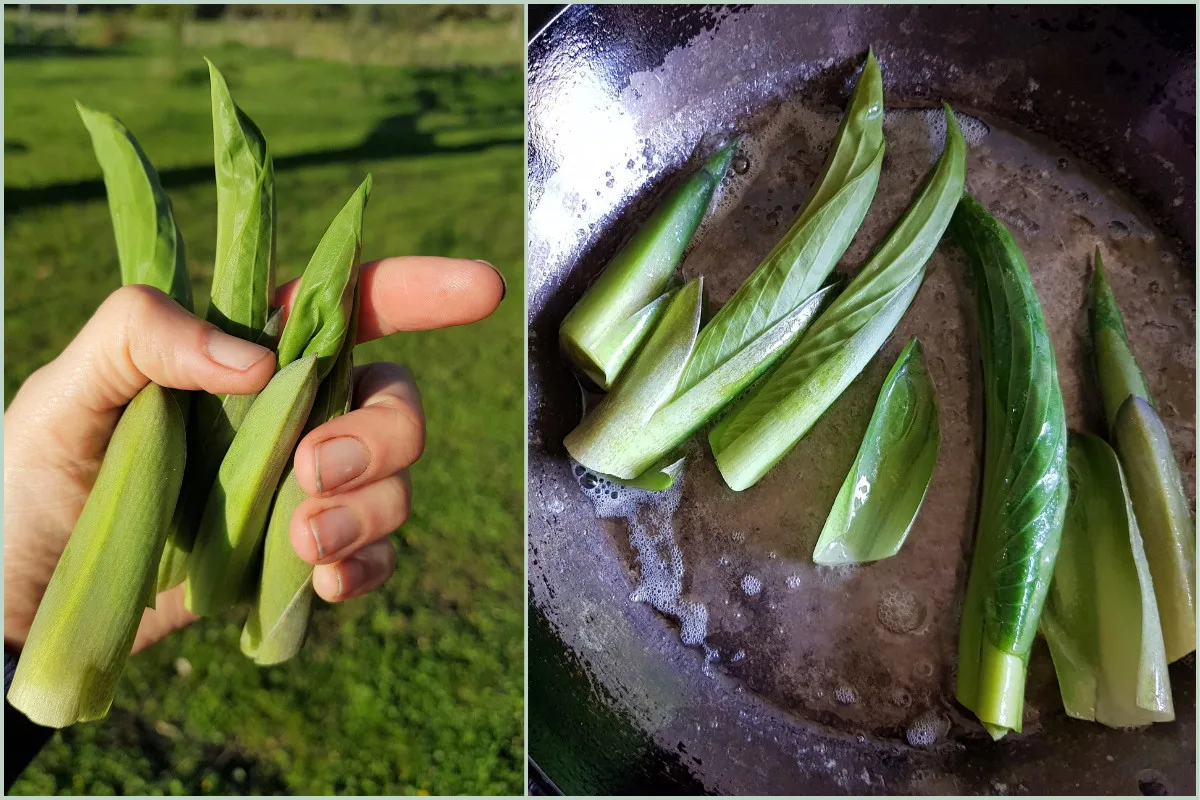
[{"xmin": 527, "ymin": 5, "xmax": 1196, "ymax": 795}]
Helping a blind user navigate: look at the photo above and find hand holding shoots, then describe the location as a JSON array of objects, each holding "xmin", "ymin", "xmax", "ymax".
[
  {"xmin": 158, "ymin": 61, "xmax": 278, "ymax": 592},
  {"xmin": 186, "ymin": 176, "xmax": 372, "ymax": 617},
  {"xmin": 7, "ymin": 107, "xmax": 194, "ymax": 728},
  {"xmin": 8, "ymin": 385, "xmax": 186, "ymax": 728}
]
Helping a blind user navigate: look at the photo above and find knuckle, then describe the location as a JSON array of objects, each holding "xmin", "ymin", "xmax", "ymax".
[
  {"xmin": 109, "ymin": 284, "xmax": 169, "ymax": 324},
  {"xmin": 381, "ymin": 473, "xmax": 412, "ymax": 530}
]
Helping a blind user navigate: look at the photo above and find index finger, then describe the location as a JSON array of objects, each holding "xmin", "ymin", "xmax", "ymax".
[{"xmin": 273, "ymin": 256, "xmax": 506, "ymax": 344}]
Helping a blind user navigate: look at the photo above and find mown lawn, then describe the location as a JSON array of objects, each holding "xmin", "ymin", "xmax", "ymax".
[{"xmin": 5, "ymin": 28, "xmax": 523, "ymax": 796}]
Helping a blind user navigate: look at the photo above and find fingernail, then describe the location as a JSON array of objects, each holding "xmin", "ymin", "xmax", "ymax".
[
  {"xmin": 314, "ymin": 437, "xmax": 370, "ymax": 493},
  {"xmin": 313, "ymin": 565, "xmax": 343, "ymax": 600},
  {"xmin": 205, "ymin": 329, "xmax": 271, "ymax": 371},
  {"xmin": 308, "ymin": 506, "xmax": 359, "ymax": 561},
  {"xmin": 476, "ymin": 259, "xmax": 506, "ymax": 302}
]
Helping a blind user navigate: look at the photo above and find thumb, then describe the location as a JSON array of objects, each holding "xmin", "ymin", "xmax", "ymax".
[{"xmin": 10, "ymin": 285, "xmax": 276, "ymax": 449}]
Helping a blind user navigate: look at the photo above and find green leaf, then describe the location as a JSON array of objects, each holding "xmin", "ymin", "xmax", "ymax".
[
  {"xmin": 276, "ymin": 175, "xmax": 372, "ymax": 380},
  {"xmin": 564, "ymin": 50, "xmax": 884, "ymax": 483},
  {"xmin": 7, "ymin": 384, "xmax": 185, "ymax": 728},
  {"xmin": 205, "ymin": 59, "xmax": 276, "ymax": 343},
  {"xmin": 1112, "ymin": 395, "xmax": 1196, "ymax": 663},
  {"xmin": 156, "ymin": 308, "xmax": 284, "ymax": 592},
  {"xmin": 812, "ymin": 337, "xmax": 939, "ymax": 565},
  {"xmin": 565, "ymin": 278, "xmax": 833, "ymax": 479},
  {"xmin": 243, "ymin": 295, "xmax": 360, "ymax": 664},
  {"xmin": 76, "ymin": 102, "xmax": 192, "ymax": 312},
  {"xmin": 185, "ymin": 355, "xmax": 320, "ymax": 617},
  {"xmin": 676, "ymin": 52, "xmax": 885, "ymax": 396},
  {"xmin": 1040, "ymin": 432, "xmax": 1174, "ymax": 728},
  {"xmin": 560, "ymin": 139, "xmax": 737, "ymax": 390},
  {"xmin": 1090, "ymin": 248, "xmax": 1153, "ymax": 433},
  {"xmin": 950, "ymin": 194, "xmax": 1069, "ymax": 739},
  {"xmin": 711, "ymin": 104, "xmax": 966, "ymax": 491}
]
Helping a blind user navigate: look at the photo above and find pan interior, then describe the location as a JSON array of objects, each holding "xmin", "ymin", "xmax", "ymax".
[
  {"xmin": 528, "ymin": 6, "xmax": 1195, "ymax": 794},
  {"xmin": 563, "ymin": 100, "xmax": 1195, "ymax": 746}
]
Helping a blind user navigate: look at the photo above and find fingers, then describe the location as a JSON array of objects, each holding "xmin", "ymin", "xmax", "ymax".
[
  {"xmin": 312, "ymin": 538, "xmax": 397, "ymax": 603},
  {"xmin": 292, "ymin": 363, "xmax": 424, "ymax": 497},
  {"xmin": 292, "ymin": 470, "xmax": 411, "ymax": 565},
  {"xmin": 274, "ymin": 256, "xmax": 506, "ymax": 343},
  {"xmin": 288, "ymin": 362, "xmax": 419, "ymax": 604},
  {"xmin": 37, "ymin": 284, "xmax": 276, "ymax": 414}
]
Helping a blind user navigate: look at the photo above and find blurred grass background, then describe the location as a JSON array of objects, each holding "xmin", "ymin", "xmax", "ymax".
[{"xmin": 4, "ymin": 4, "xmax": 523, "ymax": 795}]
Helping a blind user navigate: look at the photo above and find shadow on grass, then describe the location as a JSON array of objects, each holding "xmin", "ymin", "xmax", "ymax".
[
  {"xmin": 4, "ymin": 42, "xmax": 115, "ymax": 58},
  {"xmin": 26, "ymin": 706, "xmax": 292, "ymax": 794},
  {"xmin": 4, "ymin": 112, "xmax": 522, "ymax": 216},
  {"xmin": 3, "ymin": 22, "xmax": 124, "ymax": 60}
]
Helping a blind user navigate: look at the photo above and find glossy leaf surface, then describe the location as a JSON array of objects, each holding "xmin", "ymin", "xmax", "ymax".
[
  {"xmin": 812, "ymin": 338, "xmax": 939, "ymax": 565},
  {"xmin": 950, "ymin": 194, "xmax": 1069, "ymax": 739},
  {"xmin": 1040, "ymin": 433, "xmax": 1174, "ymax": 728}
]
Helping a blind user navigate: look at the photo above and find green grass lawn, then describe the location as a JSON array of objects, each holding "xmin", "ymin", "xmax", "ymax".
[{"xmin": 5, "ymin": 28, "xmax": 523, "ymax": 797}]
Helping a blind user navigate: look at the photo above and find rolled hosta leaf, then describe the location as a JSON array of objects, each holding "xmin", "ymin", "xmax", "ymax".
[
  {"xmin": 276, "ymin": 174, "xmax": 372, "ymax": 380},
  {"xmin": 157, "ymin": 308, "xmax": 284, "ymax": 592},
  {"xmin": 571, "ymin": 378, "xmax": 690, "ymax": 491},
  {"xmin": 711, "ymin": 105, "xmax": 966, "ymax": 491},
  {"xmin": 185, "ymin": 354, "xmax": 320, "ymax": 617},
  {"xmin": 242, "ymin": 296, "xmax": 360, "ymax": 665},
  {"xmin": 561, "ymin": 139, "xmax": 738, "ymax": 390},
  {"xmin": 206, "ymin": 58, "xmax": 276, "ymax": 343},
  {"xmin": 78, "ymin": 101, "xmax": 192, "ymax": 607},
  {"xmin": 676, "ymin": 52, "xmax": 885, "ymax": 397},
  {"xmin": 812, "ymin": 337, "xmax": 939, "ymax": 565},
  {"xmin": 565, "ymin": 277, "xmax": 833, "ymax": 480},
  {"xmin": 75, "ymin": 103, "xmax": 192, "ymax": 312},
  {"xmin": 1113, "ymin": 396, "xmax": 1196, "ymax": 662},
  {"xmin": 184, "ymin": 175, "xmax": 371, "ymax": 613},
  {"xmin": 1087, "ymin": 249, "xmax": 1194, "ymax": 662},
  {"xmin": 7, "ymin": 384, "xmax": 186, "ymax": 728},
  {"xmin": 950, "ymin": 194, "xmax": 1068, "ymax": 740},
  {"xmin": 565, "ymin": 50, "xmax": 885, "ymax": 481},
  {"xmin": 1090, "ymin": 248, "xmax": 1152, "ymax": 433},
  {"xmin": 1040, "ymin": 432, "xmax": 1174, "ymax": 728}
]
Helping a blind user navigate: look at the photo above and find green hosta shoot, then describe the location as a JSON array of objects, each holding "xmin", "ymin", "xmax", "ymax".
[
  {"xmin": 157, "ymin": 61, "xmax": 278, "ymax": 592},
  {"xmin": 242, "ymin": 297, "xmax": 360, "ymax": 665},
  {"xmin": 1113, "ymin": 396, "xmax": 1196, "ymax": 662},
  {"xmin": 711, "ymin": 105, "xmax": 966, "ymax": 491},
  {"xmin": 9, "ymin": 105, "xmax": 193, "ymax": 726},
  {"xmin": 186, "ymin": 176, "xmax": 371, "ymax": 617},
  {"xmin": 1089, "ymin": 250, "xmax": 1195, "ymax": 662},
  {"xmin": 157, "ymin": 308, "xmax": 283, "ymax": 592},
  {"xmin": 75, "ymin": 104, "xmax": 192, "ymax": 312},
  {"xmin": 8, "ymin": 384, "xmax": 186, "ymax": 728},
  {"xmin": 565, "ymin": 277, "xmax": 834, "ymax": 480},
  {"xmin": 561, "ymin": 139, "xmax": 738, "ymax": 390},
  {"xmin": 1040, "ymin": 433, "xmax": 1174, "ymax": 728},
  {"xmin": 950, "ymin": 195, "xmax": 1068, "ymax": 740},
  {"xmin": 185, "ymin": 355, "xmax": 320, "ymax": 616},
  {"xmin": 812, "ymin": 337, "xmax": 939, "ymax": 565},
  {"xmin": 1089, "ymin": 248, "xmax": 1152, "ymax": 433},
  {"xmin": 565, "ymin": 50, "xmax": 885, "ymax": 481}
]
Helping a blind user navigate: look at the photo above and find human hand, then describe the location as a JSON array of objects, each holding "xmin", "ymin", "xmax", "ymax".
[{"xmin": 3, "ymin": 256, "xmax": 504, "ymax": 654}]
